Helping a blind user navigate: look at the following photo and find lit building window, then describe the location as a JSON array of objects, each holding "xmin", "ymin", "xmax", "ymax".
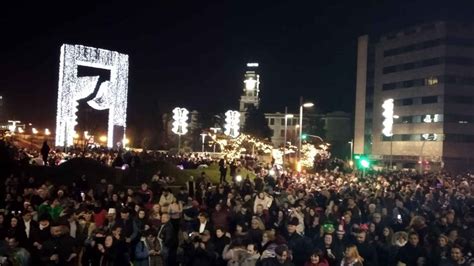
[{"xmin": 426, "ymin": 76, "xmax": 439, "ymax": 86}]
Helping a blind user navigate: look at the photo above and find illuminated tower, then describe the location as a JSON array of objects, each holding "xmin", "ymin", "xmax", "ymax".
[{"xmin": 239, "ymin": 63, "xmax": 260, "ymax": 126}]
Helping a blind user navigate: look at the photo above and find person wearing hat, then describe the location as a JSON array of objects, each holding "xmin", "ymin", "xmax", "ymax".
[{"xmin": 285, "ymin": 217, "xmax": 313, "ymax": 266}]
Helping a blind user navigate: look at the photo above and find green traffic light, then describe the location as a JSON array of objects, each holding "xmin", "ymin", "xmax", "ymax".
[{"xmin": 360, "ymin": 159, "xmax": 370, "ymax": 168}]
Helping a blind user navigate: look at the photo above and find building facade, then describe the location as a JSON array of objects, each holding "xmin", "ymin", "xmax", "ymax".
[{"xmin": 354, "ymin": 21, "xmax": 474, "ymax": 171}]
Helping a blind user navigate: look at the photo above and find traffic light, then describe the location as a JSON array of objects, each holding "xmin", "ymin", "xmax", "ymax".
[
  {"xmin": 360, "ymin": 158, "xmax": 370, "ymax": 169},
  {"xmin": 354, "ymin": 154, "xmax": 370, "ymax": 169}
]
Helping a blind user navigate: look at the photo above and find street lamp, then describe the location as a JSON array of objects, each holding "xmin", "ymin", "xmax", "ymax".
[
  {"xmin": 45, "ymin": 128, "xmax": 51, "ymax": 136},
  {"xmin": 284, "ymin": 106, "xmax": 294, "ymax": 166},
  {"xmin": 99, "ymin": 135, "xmax": 107, "ymax": 143},
  {"xmin": 298, "ymin": 97, "xmax": 314, "ymax": 160},
  {"xmin": 348, "ymin": 140, "xmax": 354, "ymax": 167},
  {"xmin": 32, "ymin": 128, "xmax": 38, "ymax": 135},
  {"xmin": 200, "ymin": 133, "xmax": 207, "ymax": 153},
  {"xmin": 210, "ymin": 127, "xmax": 221, "ymax": 153},
  {"xmin": 389, "ymin": 115, "xmax": 399, "ymax": 170}
]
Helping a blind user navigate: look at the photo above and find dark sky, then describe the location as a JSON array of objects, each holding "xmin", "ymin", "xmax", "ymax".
[{"xmin": 1, "ymin": 0, "xmax": 473, "ymax": 133}]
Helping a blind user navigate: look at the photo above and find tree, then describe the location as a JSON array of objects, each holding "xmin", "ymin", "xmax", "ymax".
[{"xmin": 243, "ymin": 105, "xmax": 272, "ymax": 140}]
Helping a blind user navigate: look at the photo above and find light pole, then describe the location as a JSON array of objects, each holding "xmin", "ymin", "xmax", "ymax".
[
  {"xmin": 298, "ymin": 97, "xmax": 314, "ymax": 160},
  {"xmin": 389, "ymin": 115, "xmax": 399, "ymax": 170},
  {"xmin": 210, "ymin": 127, "xmax": 221, "ymax": 153},
  {"xmin": 200, "ymin": 133, "xmax": 207, "ymax": 153},
  {"xmin": 284, "ymin": 107, "xmax": 294, "ymax": 166},
  {"xmin": 348, "ymin": 139, "xmax": 353, "ymax": 163},
  {"xmin": 419, "ymin": 140, "xmax": 427, "ymax": 174}
]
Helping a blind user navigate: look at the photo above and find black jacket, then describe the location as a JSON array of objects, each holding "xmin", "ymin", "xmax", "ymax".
[{"xmin": 159, "ymin": 222, "xmax": 178, "ymax": 248}]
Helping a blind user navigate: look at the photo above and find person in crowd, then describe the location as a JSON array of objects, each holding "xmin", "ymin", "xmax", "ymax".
[
  {"xmin": 145, "ymin": 229, "xmax": 162, "ymax": 266},
  {"xmin": 355, "ymin": 230, "xmax": 378, "ymax": 266},
  {"xmin": 304, "ymin": 249, "xmax": 329, "ymax": 266},
  {"xmin": 40, "ymin": 141, "xmax": 50, "ymax": 166},
  {"xmin": 317, "ymin": 233, "xmax": 343, "ymax": 266},
  {"xmin": 340, "ymin": 245, "xmax": 364, "ymax": 266},
  {"xmin": 439, "ymin": 245, "xmax": 470, "ymax": 266},
  {"xmin": 6, "ymin": 216, "xmax": 27, "ymax": 248},
  {"xmin": 431, "ymin": 234, "xmax": 451, "ymax": 265},
  {"xmin": 396, "ymin": 232, "xmax": 426, "ymax": 266},
  {"xmin": 158, "ymin": 213, "xmax": 177, "ymax": 266},
  {"xmin": 195, "ymin": 212, "xmax": 213, "ymax": 234},
  {"xmin": 159, "ymin": 188, "xmax": 176, "ymax": 207},
  {"xmin": 259, "ymin": 244, "xmax": 294, "ymax": 266},
  {"xmin": 40, "ymin": 222, "xmax": 77, "ymax": 265},
  {"xmin": 214, "ymin": 226, "xmax": 231, "ymax": 266},
  {"xmin": 0, "ymin": 143, "xmax": 474, "ymax": 266},
  {"xmin": 5, "ymin": 236, "xmax": 30, "ymax": 266}
]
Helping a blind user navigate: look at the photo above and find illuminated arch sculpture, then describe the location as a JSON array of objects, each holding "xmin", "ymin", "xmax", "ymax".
[{"xmin": 55, "ymin": 44, "xmax": 129, "ymax": 148}]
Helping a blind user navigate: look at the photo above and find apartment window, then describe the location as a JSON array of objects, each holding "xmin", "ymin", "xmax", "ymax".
[
  {"xmin": 281, "ymin": 119, "xmax": 285, "ymax": 126},
  {"xmin": 403, "ymin": 62, "xmax": 415, "ymax": 70},
  {"xmin": 403, "ymin": 80, "xmax": 414, "ymax": 88},
  {"xmin": 421, "ymin": 96, "xmax": 438, "ymax": 104},
  {"xmin": 425, "ymin": 77, "xmax": 439, "ymax": 86},
  {"xmin": 280, "ymin": 130, "xmax": 285, "ymax": 137},
  {"xmin": 269, "ymin": 118, "xmax": 275, "ymax": 125},
  {"xmin": 383, "ymin": 66, "xmax": 397, "ymax": 74},
  {"xmin": 422, "ymin": 58, "xmax": 440, "ymax": 66}
]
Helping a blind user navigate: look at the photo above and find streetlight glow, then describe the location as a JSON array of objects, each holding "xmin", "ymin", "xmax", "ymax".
[
  {"xmin": 45, "ymin": 128, "xmax": 51, "ymax": 136},
  {"xmin": 299, "ymin": 99, "xmax": 315, "ymax": 160},
  {"xmin": 99, "ymin": 135, "xmax": 107, "ymax": 142}
]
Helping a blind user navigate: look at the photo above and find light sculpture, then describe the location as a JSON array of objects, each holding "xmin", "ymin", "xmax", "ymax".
[
  {"xmin": 172, "ymin": 107, "xmax": 189, "ymax": 152},
  {"xmin": 224, "ymin": 110, "xmax": 240, "ymax": 138},
  {"xmin": 171, "ymin": 107, "xmax": 189, "ymax": 135},
  {"xmin": 55, "ymin": 44, "xmax": 129, "ymax": 148},
  {"xmin": 382, "ymin": 99, "xmax": 394, "ymax": 137},
  {"xmin": 422, "ymin": 114, "xmax": 438, "ymax": 141},
  {"xmin": 7, "ymin": 120, "xmax": 20, "ymax": 133}
]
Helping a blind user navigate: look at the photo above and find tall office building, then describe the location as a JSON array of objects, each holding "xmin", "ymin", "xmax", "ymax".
[{"xmin": 354, "ymin": 21, "xmax": 474, "ymax": 171}]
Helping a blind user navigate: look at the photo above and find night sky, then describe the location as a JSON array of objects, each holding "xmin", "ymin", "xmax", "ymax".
[{"xmin": 1, "ymin": 0, "xmax": 473, "ymax": 135}]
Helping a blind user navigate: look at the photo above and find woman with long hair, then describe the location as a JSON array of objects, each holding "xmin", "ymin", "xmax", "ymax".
[
  {"xmin": 248, "ymin": 216, "xmax": 265, "ymax": 243},
  {"xmin": 340, "ymin": 245, "xmax": 364, "ymax": 266},
  {"xmin": 260, "ymin": 230, "xmax": 278, "ymax": 259},
  {"xmin": 98, "ymin": 235, "xmax": 118, "ymax": 266}
]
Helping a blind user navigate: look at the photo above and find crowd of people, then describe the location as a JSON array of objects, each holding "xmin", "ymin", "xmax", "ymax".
[{"xmin": 0, "ymin": 139, "xmax": 473, "ymax": 266}]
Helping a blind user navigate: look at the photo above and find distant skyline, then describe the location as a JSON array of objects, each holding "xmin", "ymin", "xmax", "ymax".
[{"xmin": 1, "ymin": 0, "xmax": 473, "ymax": 133}]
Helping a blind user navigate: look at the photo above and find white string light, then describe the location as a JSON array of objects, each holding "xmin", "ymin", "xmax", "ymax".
[
  {"xmin": 224, "ymin": 110, "xmax": 240, "ymax": 138},
  {"xmin": 382, "ymin": 99, "xmax": 394, "ymax": 137},
  {"xmin": 55, "ymin": 44, "xmax": 129, "ymax": 148},
  {"xmin": 171, "ymin": 107, "xmax": 189, "ymax": 135}
]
